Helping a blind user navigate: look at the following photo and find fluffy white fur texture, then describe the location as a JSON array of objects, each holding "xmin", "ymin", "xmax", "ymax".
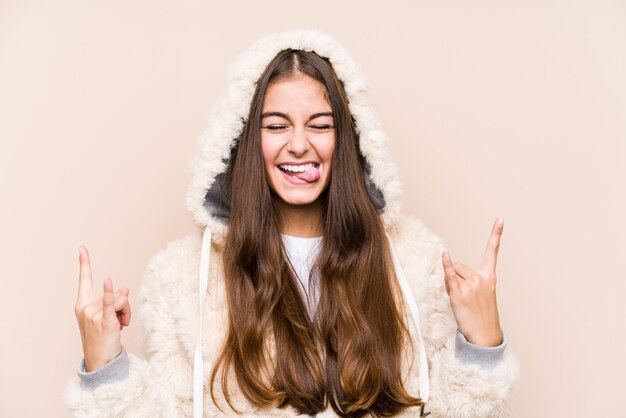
[
  {"xmin": 65, "ymin": 29, "xmax": 520, "ymax": 417},
  {"xmin": 186, "ymin": 29, "xmax": 403, "ymax": 244},
  {"xmin": 64, "ymin": 215, "xmax": 519, "ymax": 417}
]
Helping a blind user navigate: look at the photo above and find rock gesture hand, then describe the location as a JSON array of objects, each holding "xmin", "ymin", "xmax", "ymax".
[
  {"xmin": 442, "ymin": 217, "xmax": 504, "ymax": 347},
  {"xmin": 74, "ymin": 246, "xmax": 132, "ymax": 372}
]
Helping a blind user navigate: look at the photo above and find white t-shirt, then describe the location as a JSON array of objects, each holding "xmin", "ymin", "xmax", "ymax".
[{"xmin": 281, "ymin": 234, "xmax": 323, "ymax": 319}]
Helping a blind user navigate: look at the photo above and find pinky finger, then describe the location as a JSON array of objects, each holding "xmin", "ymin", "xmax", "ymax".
[{"xmin": 442, "ymin": 251, "xmax": 460, "ymax": 293}]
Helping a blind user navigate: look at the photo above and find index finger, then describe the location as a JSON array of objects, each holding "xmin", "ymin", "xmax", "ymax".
[
  {"xmin": 77, "ymin": 246, "xmax": 95, "ymax": 306},
  {"xmin": 479, "ymin": 217, "xmax": 504, "ymax": 274}
]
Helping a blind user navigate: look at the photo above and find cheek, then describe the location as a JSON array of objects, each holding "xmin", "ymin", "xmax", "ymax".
[
  {"xmin": 260, "ymin": 136, "xmax": 278, "ymax": 167},
  {"xmin": 321, "ymin": 135, "xmax": 336, "ymax": 165}
]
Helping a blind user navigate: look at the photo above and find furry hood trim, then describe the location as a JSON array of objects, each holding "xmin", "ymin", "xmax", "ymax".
[{"xmin": 185, "ymin": 29, "xmax": 403, "ymax": 243}]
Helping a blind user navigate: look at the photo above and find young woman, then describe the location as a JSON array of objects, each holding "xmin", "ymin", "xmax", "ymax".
[{"xmin": 67, "ymin": 30, "xmax": 519, "ymax": 417}]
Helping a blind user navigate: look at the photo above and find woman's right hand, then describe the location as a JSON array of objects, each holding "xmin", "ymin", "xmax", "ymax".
[{"xmin": 74, "ymin": 246, "xmax": 132, "ymax": 372}]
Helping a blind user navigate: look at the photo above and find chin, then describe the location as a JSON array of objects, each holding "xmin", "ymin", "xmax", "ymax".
[
  {"xmin": 277, "ymin": 193, "xmax": 322, "ymax": 206},
  {"xmin": 271, "ymin": 186, "xmax": 328, "ymax": 207}
]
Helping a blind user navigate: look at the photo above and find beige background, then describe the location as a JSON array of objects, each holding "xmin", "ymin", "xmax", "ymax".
[{"xmin": 1, "ymin": 0, "xmax": 624, "ymax": 417}]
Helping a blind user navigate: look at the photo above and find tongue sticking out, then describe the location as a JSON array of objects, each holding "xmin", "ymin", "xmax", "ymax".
[{"xmin": 291, "ymin": 166, "xmax": 320, "ymax": 182}]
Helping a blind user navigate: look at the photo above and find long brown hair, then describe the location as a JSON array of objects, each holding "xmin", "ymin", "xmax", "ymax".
[{"xmin": 210, "ymin": 49, "xmax": 423, "ymax": 417}]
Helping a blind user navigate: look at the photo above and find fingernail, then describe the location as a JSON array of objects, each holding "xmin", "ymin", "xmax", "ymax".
[
  {"xmin": 79, "ymin": 246, "xmax": 84, "ymax": 256},
  {"xmin": 443, "ymin": 250, "xmax": 451, "ymax": 262},
  {"xmin": 497, "ymin": 216, "xmax": 504, "ymax": 226}
]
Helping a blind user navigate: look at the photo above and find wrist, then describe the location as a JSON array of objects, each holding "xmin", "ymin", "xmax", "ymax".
[
  {"xmin": 85, "ymin": 347, "xmax": 122, "ymax": 372},
  {"xmin": 463, "ymin": 329, "xmax": 503, "ymax": 347},
  {"xmin": 77, "ymin": 346, "xmax": 130, "ymax": 389}
]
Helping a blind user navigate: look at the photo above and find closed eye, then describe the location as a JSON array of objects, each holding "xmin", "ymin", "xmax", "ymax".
[
  {"xmin": 262, "ymin": 124, "xmax": 333, "ymax": 131},
  {"xmin": 264, "ymin": 125, "xmax": 288, "ymax": 131}
]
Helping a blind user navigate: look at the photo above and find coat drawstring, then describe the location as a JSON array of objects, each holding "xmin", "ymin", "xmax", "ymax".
[
  {"xmin": 386, "ymin": 233, "xmax": 431, "ymax": 403},
  {"xmin": 191, "ymin": 228, "xmax": 430, "ymax": 417},
  {"xmin": 194, "ymin": 226, "xmax": 212, "ymax": 418}
]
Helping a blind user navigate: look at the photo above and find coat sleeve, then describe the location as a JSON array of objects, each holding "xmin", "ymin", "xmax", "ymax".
[
  {"xmin": 64, "ymin": 232, "xmax": 201, "ymax": 417},
  {"xmin": 395, "ymin": 215, "xmax": 520, "ymax": 418}
]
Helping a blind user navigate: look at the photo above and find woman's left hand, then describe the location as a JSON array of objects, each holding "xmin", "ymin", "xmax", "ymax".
[{"xmin": 442, "ymin": 217, "xmax": 504, "ymax": 347}]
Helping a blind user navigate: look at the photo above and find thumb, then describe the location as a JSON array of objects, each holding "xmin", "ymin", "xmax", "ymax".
[{"xmin": 102, "ymin": 275, "xmax": 117, "ymax": 323}]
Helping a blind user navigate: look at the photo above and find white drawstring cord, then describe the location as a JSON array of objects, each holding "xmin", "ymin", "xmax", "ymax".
[
  {"xmin": 194, "ymin": 226, "xmax": 212, "ymax": 418},
  {"xmin": 386, "ymin": 233, "xmax": 430, "ymax": 402}
]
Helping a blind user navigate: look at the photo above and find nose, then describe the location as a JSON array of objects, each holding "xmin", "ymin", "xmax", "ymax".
[{"xmin": 286, "ymin": 126, "xmax": 310, "ymax": 156}]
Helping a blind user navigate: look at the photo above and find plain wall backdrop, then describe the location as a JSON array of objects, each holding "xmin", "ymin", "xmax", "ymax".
[{"xmin": 1, "ymin": 0, "xmax": 624, "ymax": 416}]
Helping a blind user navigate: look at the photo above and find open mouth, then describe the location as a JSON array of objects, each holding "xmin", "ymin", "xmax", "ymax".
[
  {"xmin": 278, "ymin": 162, "xmax": 319, "ymax": 173},
  {"xmin": 277, "ymin": 162, "xmax": 321, "ymax": 183}
]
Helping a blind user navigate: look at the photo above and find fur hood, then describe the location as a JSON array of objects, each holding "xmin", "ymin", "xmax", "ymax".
[{"xmin": 185, "ymin": 29, "xmax": 403, "ymax": 244}]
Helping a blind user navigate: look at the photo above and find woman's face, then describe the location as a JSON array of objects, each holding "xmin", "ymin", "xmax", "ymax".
[{"xmin": 260, "ymin": 74, "xmax": 335, "ymax": 208}]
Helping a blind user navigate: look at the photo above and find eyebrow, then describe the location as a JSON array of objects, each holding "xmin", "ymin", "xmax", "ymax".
[{"xmin": 261, "ymin": 111, "xmax": 334, "ymax": 122}]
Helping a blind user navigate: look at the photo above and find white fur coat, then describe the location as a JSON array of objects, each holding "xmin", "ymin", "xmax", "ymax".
[{"xmin": 64, "ymin": 29, "xmax": 519, "ymax": 417}]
